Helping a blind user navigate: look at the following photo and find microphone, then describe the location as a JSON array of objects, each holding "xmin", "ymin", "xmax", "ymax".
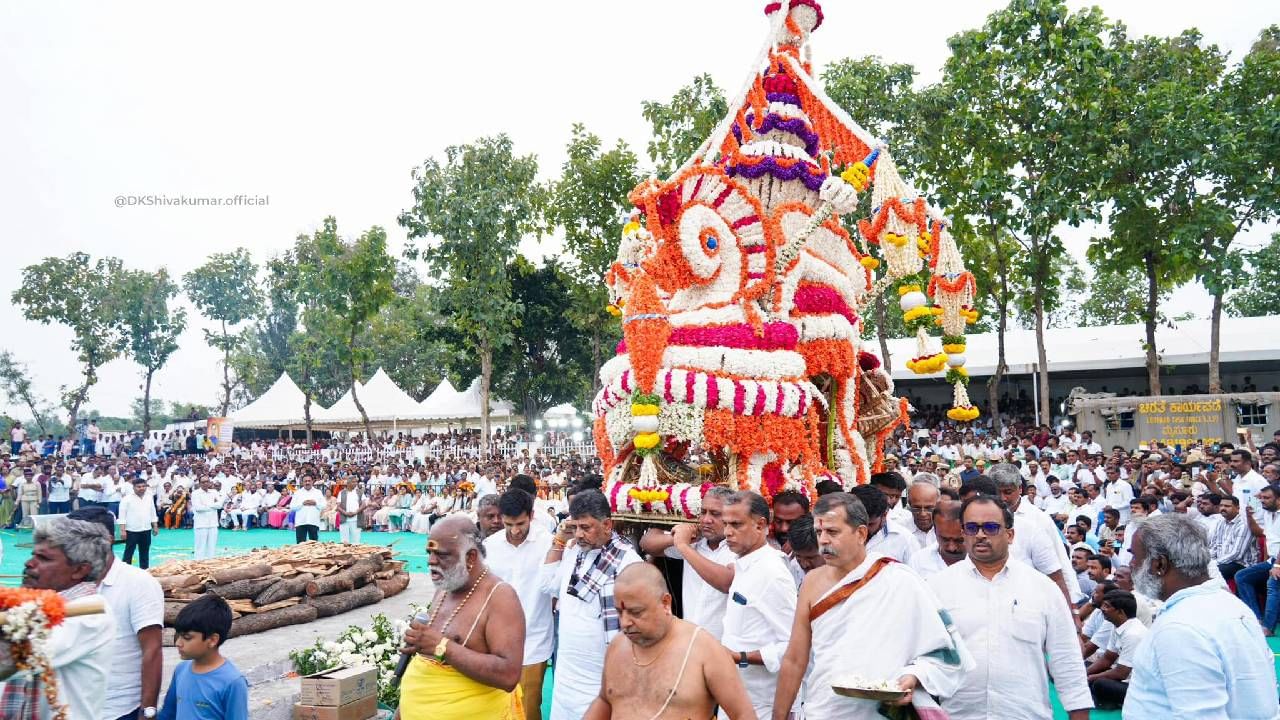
[{"xmin": 392, "ymin": 611, "xmax": 433, "ymax": 686}]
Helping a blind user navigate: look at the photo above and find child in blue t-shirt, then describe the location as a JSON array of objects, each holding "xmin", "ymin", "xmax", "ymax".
[{"xmin": 159, "ymin": 595, "xmax": 250, "ymax": 720}]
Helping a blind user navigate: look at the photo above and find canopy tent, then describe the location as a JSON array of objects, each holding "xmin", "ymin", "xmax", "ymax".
[
  {"xmin": 358, "ymin": 368, "xmax": 429, "ymax": 422},
  {"xmin": 229, "ymin": 373, "xmax": 323, "ymax": 429},
  {"xmin": 308, "ymin": 382, "xmax": 366, "ymax": 427},
  {"xmin": 885, "ymin": 315, "xmax": 1280, "ymax": 382},
  {"xmin": 418, "ymin": 378, "xmax": 464, "ymax": 418}
]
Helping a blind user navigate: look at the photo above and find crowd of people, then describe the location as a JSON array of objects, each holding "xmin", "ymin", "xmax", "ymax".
[
  {"xmin": 3, "ymin": 413, "xmax": 1280, "ymax": 719},
  {"xmin": 393, "ymin": 422, "xmax": 1280, "ymax": 720}
]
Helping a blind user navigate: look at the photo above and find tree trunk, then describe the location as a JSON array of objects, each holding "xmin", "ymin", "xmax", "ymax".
[
  {"xmin": 66, "ymin": 381, "xmax": 90, "ymax": 444},
  {"xmin": 348, "ymin": 326, "xmax": 372, "ymax": 439},
  {"xmin": 374, "ymin": 572, "xmax": 410, "ymax": 599},
  {"xmin": 590, "ymin": 326, "xmax": 603, "ymax": 397},
  {"xmin": 480, "ymin": 339, "xmax": 492, "ymax": 455},
  {"xmin": 208, "ymin": 575, "xmax": 281, "ymax": 601},
  {"xmin": 303, "ymin": 392, "xmax": 314, "ymax": 444},
  {"xmin": 1143, "ymin": 251, "xmax": 1162, "ymax": 396},
  {"xmin": 875, "ymin": 293, "xmax": 892, "ymax": 373},
  {"xmin": 987, "ymin": 235, "xmax": 1010, "ymax": 428},
  {"xmin": 253, "ymin": 573, "xmax": 314, "ymax": 607},
  {"xmin": 143, "ymin": 368, "xmax": 155, "ymax": 435},
  {"xmin": 220, "ymin": 319, "xmax": 232, "ymax": 416},
  {"xmin": 1208, "ymin": 289, "xmax": 1223, "ymax": 394}
]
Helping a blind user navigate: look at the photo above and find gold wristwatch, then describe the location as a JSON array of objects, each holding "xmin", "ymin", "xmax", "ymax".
[{"xmin": 433, "ymin": 637, "xmax": 449, "ymax": 661}]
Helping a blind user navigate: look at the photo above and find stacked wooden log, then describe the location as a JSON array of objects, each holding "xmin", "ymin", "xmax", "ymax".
[{"xmin": 149, "ymin": 541, "xmax": 412, "ymax": 638}]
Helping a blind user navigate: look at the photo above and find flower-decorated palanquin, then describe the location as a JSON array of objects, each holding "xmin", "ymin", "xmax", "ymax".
[{"xmin": 594, "ymin": 0, "xmax": 979, "ymax": 518}]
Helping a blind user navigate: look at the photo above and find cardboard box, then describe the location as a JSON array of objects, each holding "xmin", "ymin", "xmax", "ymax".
[
  {"xmin": 294, "ymin": 694, "xmax": 378, "ymax": 720},
  {"xmin": 299, "ymin": 665, "xmax": 377, "ymax": 707}
]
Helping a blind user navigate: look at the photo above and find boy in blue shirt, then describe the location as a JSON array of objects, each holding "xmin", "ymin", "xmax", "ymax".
[{"xmin": 159, "ymin": 595, "xmax": 250, "ymax": 720}]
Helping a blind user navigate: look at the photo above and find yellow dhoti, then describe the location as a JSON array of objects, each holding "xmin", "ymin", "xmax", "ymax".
[{"xmin": 399, "ymin": 656, "xmax": 523, "ymax": 720}]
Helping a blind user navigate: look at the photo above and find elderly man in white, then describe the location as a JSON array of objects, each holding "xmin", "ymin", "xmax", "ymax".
[{"xmin": 930, "ymin": 495, "xmax": 1091, "ymax": 719}]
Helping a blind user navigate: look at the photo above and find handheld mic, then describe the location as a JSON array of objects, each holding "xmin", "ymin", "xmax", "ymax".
[{"xmin": 392, "ymin": 611, "xmax": 433, "ymax": 686}]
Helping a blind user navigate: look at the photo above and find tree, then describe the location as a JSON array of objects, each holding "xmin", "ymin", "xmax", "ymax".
[
  {"xmin": 1089, "ymin": 29, "xmax": 1225, "ymax": 396},
  {"xmin": 11, "ymin": 253, "xmax": 127, "ymax": 440},
  {"xmin": 938, "ymin": 0, "xmax": 1116, "ymax": 422},
  {"xmin": 291, "ymin": 217, "xmax": 396, "ymax": 438},
  {"xmin": 1200, "ymin": 26, "xmax": 1280, "ymax": 391},
  {"xmin": 399, "ymin": 135, "xmax": 544, "ymax": 449},
  {"xmin": 183, "ymin": 249, "xmax": 262, "ymax": 415},
  {"xmin": 547, "ymin": 124, "xmax": 641, "ymax": 395},
  {"xmin": 231, "ymin": 252, "xmax": 302, "ymax": 402},
  {"xmin": 822, "ymin": 56, "xmax": 921, "ymax": 370},
  {"xmin": 641, "ymin": 74, "xmax": 729, "ymax": 177},
  {"xmin": 287, "ymin": 308, "xmax": 349, "ymax": 441},
  {"xmin": 0, "ymin": 350, "xmax": 55, "ymax": 434},
  {"xmin": 118, "ymin": 268, "xmax": 186, "ymax": 435},
  {"xmin": 368, "ymin": 284, "xmax": 464, "ymax": 400},
  {"xmin": 1228, "ymin": 232, "xmax": 1280, "ymax": 317},
  {"xmin": 494, "ymin": 258, "xmax": 592, "ymax": 425},
  {"xmin": 1077, "ymin": 264, "xmax": 1171, "ymax": 327}
]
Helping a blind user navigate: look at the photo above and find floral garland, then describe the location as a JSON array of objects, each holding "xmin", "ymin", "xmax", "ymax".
[{"xmin": 0, "ymin": 589, "xmax": 70, "ymax": 720}]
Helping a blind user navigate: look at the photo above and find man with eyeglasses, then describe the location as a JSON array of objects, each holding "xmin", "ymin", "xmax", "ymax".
[
  {"xmin": 929, "ymin": 495, "xmax": 1092, "ymax": 720},
  {"xmin": 905, "ymin": 480, "xmax": 940, "ymax": 548}
]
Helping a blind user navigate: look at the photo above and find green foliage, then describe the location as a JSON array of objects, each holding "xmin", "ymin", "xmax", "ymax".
[
  {"xmin": 641, "ymin": 74, "xmax": 728, "ymax": 177},
  {"xmin": 232, "ymin": 253, "xmax": 302, "ymax": 402},
  {"xmin": 493, "ymin": 258, "xmax": 592, "ymax": 423},
  {"xmin": 183, "ymin": 249, "xmax": 262, "ymax": 415},
  {"xmin": 0, "ymin": 350, "xmax": 55, "ymax": 435},
  {"xmin": 289, "ymin": 608, "xmax": 423, "ymax": 708},
  {"xmin": 11, "ymin": 252, "xmax": 128, "ymax": 437},
  {"xmin": 367, "ymin": 284, "xmax": 464, "ymax": 400},
  {"xmin": 1077, "ymin": 264, "xmax": 1172, "ymax": 327},
  {"xmin": 399, "ymin": 134, "xmax": 544, "ymax": 443},
  {"xmin": 1227, "ymin": 232, "xmax": 1280, "ymax": 317},
  {"xmin": 547, "ymin": 124, "xmax": 641, "ymax": 392},
  {"xmin": 288, "ymin": 217, "xmax": 397, "ymax": 435},
  {"xmin": 822, "ymin": 57, "xmax": 921, "ymax": 173},
  {"xmin": 117, "ymin": 268, "xmax": 187, "ymax": 433}
]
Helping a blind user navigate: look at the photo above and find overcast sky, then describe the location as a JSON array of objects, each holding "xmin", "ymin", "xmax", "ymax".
[{"xmin": 2, "ymin": 0, "xmax": 1276, "ymax": 420}]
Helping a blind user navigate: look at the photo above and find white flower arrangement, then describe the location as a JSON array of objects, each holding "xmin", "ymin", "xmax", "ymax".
[{"xmin": 290, "ymin": 605, "xmax": 427, "ymax": 708}]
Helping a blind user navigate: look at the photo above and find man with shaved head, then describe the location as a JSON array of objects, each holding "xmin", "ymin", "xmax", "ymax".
[{"xmin": 585, "ymin": 563, "xmax": 756, "ymax": 719}]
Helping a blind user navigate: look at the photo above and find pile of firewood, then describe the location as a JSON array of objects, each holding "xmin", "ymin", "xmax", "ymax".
[{"xmin": 149, "ymin": 541, "xmax": 412, "ymax": 638}]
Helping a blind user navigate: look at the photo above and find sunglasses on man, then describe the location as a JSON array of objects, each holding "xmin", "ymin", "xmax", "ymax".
[{"xmin": 962, "ymin": 521, "xmax": 1006, "ymax": 536}]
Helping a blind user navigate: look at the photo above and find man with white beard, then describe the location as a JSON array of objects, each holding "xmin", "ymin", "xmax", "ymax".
[{"xmin": 1123, "ymin": 513, "xmax": 1278, "ymax": 718}]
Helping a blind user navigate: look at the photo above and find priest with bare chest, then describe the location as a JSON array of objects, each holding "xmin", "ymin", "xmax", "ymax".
[{"xmin": 586, "ymin": 563, "xmax": 757, "ymax": 720}]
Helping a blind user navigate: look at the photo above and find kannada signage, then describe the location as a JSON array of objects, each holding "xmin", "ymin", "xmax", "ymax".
[{"xmin": 1135, "ymin": 398, "xmax": 1225, "ymax": 448}]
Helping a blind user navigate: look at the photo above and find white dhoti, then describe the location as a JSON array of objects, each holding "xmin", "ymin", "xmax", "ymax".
[
  {"xmin": 549, "ymin": 595, "xmax": 607, "ymax": 720},
  {"xmin": 194, "ymin": 527, "xmax": 218, "ymax": 559},
  {"xmin": 804, "ymin": 553, "xmax": 972, "ymax": 719},
  {"xmin": 340, "ymin": 522, "xmax": 361, "ymax": 544}
]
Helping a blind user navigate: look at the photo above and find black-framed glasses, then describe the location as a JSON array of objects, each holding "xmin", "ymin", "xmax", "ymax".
[{"xmin": 962, "ymin": 521, "xmax": 1005, "ymax": 536}]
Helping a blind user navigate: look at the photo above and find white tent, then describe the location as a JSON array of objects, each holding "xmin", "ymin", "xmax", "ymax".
[
  {"xmin": 310, "ymin": 381, "xmax": 366, "ymax": 427},
  {"xmin": 230, "ymin": 373, "xmax": 318, "ymax": 429},
  {"xmin": 543, "ymin": 403, "xmax": 579, "ymax": 419},
  {"xmin": 884, "ymin": 315, "xmax": 1280, "ymax": 381},
  {"xmin": 418, "ymin": 378, "xmax": 464, "ymax": 418},
  {"xmin": 358, "ymin": 368, "xmax": 430, "ymax": 422}
]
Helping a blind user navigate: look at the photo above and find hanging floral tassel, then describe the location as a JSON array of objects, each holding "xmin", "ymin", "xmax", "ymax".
[
  {"xmin": 906, "ymin": 326, "xmax": 947, "ymax": 375},
  {"xmin": 947, "ymin": 381, "xmax": 981, "ymax": 423}
]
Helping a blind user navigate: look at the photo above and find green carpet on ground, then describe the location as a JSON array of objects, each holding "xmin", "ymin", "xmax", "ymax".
[
  {"xmin": 0, "ymin": 526, "xmax": 431, "ymax": 584},
  {"xmin": 3, "ymin": 526, "xmax": 1276, "ymax": 718}
]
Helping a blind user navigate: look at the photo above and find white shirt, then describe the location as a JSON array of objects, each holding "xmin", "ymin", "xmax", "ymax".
[
  {"xmin": 118, "ymin": 493, "xmax": 157, "ymax": 532},
  {"xmin": 27, "ymin": 590, "xmax": 115, "ymax": 720},
  {"xmin": 1011, "ymin": 500, "xmax": 1082, "ymax": 602},
  {"xmin": 910, "ymin": 523, "xmax": 937, "ymax": 549},
  {"xmin": 1255, "ymin": 507, "xmax": 1280, "ymax": 561},
  {"xmin": 190, "ymin": 487, "xmax": 222, "ymax": 529},
  {"xmin": 907, "ymin": 546, "xmax": 954, "ymax": 579},
  {"xmin": 664, "ymin": 538, "xmax": 734, "ymax": 640},
  {"xmin": 866, "ymin": 519, "xmax": 920, "ymax": 563},
  {"xmin": 342, "ymin": 490, "xmax": 362, "ymax": 514},
  {"xmin": 1081, "ymin": 611, "xmax": 1113, "ymax": 662},
  {"xmin": 1106, "ymin": 617, "xmax": 1149, "ymax": 673},
  {"xmin": 48, "ymin": 474, "xmax": 72, "ymax": 503},
  {"xmin": 485, "ymin": 524, "xmax": 555, "ymax": 664},
  {"xmin": 721, "ymin": 543, "xmax": 798, "ymax": 718},
  {"xmin": 1102, "ymin": 479, "xmax": 1135, "ymax": 524},
  {"xmin": 99, "ymin": 561, "xmax": 165, "ymax": 717},
  {"xmin": 931, "ymin": 558, "xmax": 1092, "ymax": 719},
  {"xmin": 1235, "ymin": 470, "xmax": 1269, "ymax": 513},
  {"xmin": 262, "ymin": 490, "xmax": 281, "ymax": 508},
  {"xmin": 291, "ymin": 487, "xmax": 326, "ymax": 527}
]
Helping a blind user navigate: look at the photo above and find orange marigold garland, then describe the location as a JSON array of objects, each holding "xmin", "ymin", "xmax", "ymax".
[{"xmin": 0, "ymin": 589, "xmax": 75, "ymax": 720}]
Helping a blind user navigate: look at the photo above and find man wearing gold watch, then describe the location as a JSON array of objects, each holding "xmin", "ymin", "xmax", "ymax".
[{"xmin": 395, "ymin": 515, "xmax": 527, "ymax": 719}]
